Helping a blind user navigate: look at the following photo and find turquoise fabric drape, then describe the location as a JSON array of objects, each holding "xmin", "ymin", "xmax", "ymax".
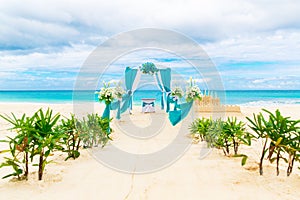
[
  {"xmin": 155, "ymin": 73, "xmax": 164, "ymax": 109},
  {"xmin": 102, "ymin": 103, "xmax": 110, "ymax": 119},
  {"xmin": 167, "ymin": 95, "xmax": 179, "ymax": 112},
  {"xmin": 168, "ymin": 101, "xmax": 193, "ymax": 126},
  {"xmin": 122, "ymin": 67, "xmax": 138, "ymax": 112},
  {"xmin": 110, "ymin": 100, "xmax": 121, "ymax": 120},
  {"xmin": 166, "ymin": 93, "xmax": 171, "ymax": 112},
  {"xmin": 174, "ymin": 100, "xmax": 178, "ymax": 111},
  {"xmin": 160, "ymin": 68, "xmax": 171, "ymax": 92},
  {"xmin": 120, "ymin": 93, "xmax": 132, "ymax": 114},
  {"xmin": 102, "ymin": 103, "xmax": 111, "ymax": 133},
  {"xmin": 156, "ymin": 68, "xmax": 171, "ymax": 110},
  {"xmin": 125, "ymin": 67, "xmax": 138, "ymax": 90}
]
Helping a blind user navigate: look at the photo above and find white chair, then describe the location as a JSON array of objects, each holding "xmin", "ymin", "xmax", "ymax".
[{"xmin": 141, "ymin": 98, "xmax": 156, "ymax": 113}]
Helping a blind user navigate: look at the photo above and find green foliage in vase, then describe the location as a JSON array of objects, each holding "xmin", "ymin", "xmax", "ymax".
[{"xmin": 140, "ymin": 62, "xmax": 159, "ymax": 75}]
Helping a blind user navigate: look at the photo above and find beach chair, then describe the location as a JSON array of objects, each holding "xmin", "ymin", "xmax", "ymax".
[{"xmin": 141, "ymin": 98, "xmax": 156, "ymax": 113}]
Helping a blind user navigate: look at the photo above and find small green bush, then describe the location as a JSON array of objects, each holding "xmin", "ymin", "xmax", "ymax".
[
  {"xmin": 247, "ymin": 109, "xmax": 300, "ymax": 176},
  {"xmin": 77, "ymin": 113, "xmax": 112, "ymax": 148},
  {"xmin": 189, "ymin": 117, "xmax": 252, "ymax": 166},
  {"xmin": 58, "ymin": 114, "xmax": 81, "ymax": 161},
  {"xmin": 0, "ymin": 109, "xmax": 113, "ymax": 181}
]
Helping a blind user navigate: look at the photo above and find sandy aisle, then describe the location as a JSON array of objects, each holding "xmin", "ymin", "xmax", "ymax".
[{"xmin": 0, "ymin": 103, "xmax": 300, "ymax": 200}]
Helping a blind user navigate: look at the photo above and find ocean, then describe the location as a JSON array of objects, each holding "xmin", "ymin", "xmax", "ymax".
[{"xmin": 0, "ymin": 90, "xmax": 299, "ymax": 106}]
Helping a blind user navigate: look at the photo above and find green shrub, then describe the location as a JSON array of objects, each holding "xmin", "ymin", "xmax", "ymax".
[
  {"xmin": 0, "ymin": 108, "xmax": 64, "ymax": 180},
  {"xmin": 189, "ymin": 117, "xmax": 251, "ymax": 165},
  {"xmin": 223, "ymin": 117, "xmax": 252, "ymax": 155},
  {"xmin": 59, "ymin": 114, "xmax": 81, "ymax": 160},
  {"xmin": 77, "ymin": 113, "xmax": 112, "ymax": 149},
  {"xmin": 0, "ymin": 110, "xmax": 113, "ymax": 181},
  {"xmin": 30, "ymin": 108, "xmax": 64, "ymax": 180},
  {"xmin": 0, "ymin": 113, "xmax": 35, "ymax": 180},
  {"xmin": 206, "ymin": 119, "xmax": 225, "ymax": 150},
  {"xmin": 189, "ymin": 117, "xmax": 212, "ymax": 141},
  {"xmin": 247, "ymin": 109, "xmax": 300, "ymax": 176}
]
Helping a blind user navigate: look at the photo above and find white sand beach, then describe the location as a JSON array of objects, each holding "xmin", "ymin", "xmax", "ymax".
[{"xmin": 0, "ymin": 103, "xmax": 300, "ymax": 200}]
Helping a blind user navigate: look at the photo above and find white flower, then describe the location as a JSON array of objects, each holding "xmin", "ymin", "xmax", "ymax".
[
  {"xmin": 171, "ymin": 86, "xmax": 183, "ymax": 98},
  {"xmin": 114, "ymin": 85, "xmax": 125, "ymax": 99},
  {"xmin": 98, "ymin": 86, "xmax": 116, "ymax": 103},
  {"xmin": 186, "ymin": 85, "xmax": 201, "ymax": 102}
]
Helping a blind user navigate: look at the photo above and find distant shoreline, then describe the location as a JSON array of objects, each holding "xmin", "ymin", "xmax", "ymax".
[{"xmin": 0, "ymin": 90, "xmax": 299, "ymax": 106}]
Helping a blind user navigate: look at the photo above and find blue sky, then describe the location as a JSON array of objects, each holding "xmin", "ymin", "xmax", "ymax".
[{"xmin": 0, "ymin": 0, "xmax": 300, "ymax": 90}]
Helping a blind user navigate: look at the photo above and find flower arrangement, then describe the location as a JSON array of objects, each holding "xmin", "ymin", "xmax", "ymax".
[
  {"xmin": 140, "ymin": 62, "xmax": 159, "ymax": 75},
  {"xmin": 171, "ymin": 86, "xmax": 184, "ymax": 98},
  {"xmin": 114, "ymin": 85, "xmax": 125, "ymax": 99},
  {"xmin": 98, "ymin": 82, "xmax": 115, "ymax": 104},
  {"xmin": 186, "ymin": 85, "xmax": 202, "ymax": 102}
]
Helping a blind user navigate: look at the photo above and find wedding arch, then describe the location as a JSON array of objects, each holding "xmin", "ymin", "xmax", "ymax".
[
  {"xmin": 100, "ymin": 62, "xmax": 201, "ymax": 128},
  {"xmin": 119, "ymin": 62, "xmax": 172, "ymax": 114}
]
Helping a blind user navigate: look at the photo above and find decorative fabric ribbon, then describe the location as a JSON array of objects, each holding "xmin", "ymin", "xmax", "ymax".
[
  {"xmin": 102, "ymin": 102, "xmax": 111, "ymax": 133},
  {"xmin": 168, "ymin": 101, "xmax": 193, "ymax": 126},
  {"xmin": 110, "ymin": 100, "xmax": 121, "ymax": 120},
  {"xmin": 142, "ymin": 102, "xmax": 155, "ymax": 107},
  {"xmin": 166, "ymin": 94, "xmax": 179, "ymax": 113}
]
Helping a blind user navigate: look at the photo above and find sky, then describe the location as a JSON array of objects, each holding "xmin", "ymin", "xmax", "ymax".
[{"xmin": 0, "ymin": 0, "xmax": 300, "ymax": 90}]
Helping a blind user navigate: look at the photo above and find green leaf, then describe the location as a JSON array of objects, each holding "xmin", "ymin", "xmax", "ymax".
[
  {"xmin": 0, "ymin": 150, "xmax": 10, "ymax": 154},
  {"xmin": 269, "ymin": 157, "xmax": 277, "ymax": 163},
  {"xmin": 232, "ymin": 154, "xmax": 248, "ymax": 166},
  {"xmin": 2, "ymin": 172, "xmax": 19, "ymax": 179},
  {"xmin": 241, "ymin": 156, "xmax": 248, "ymax": 166},
  {"xmin": 275, "ymin": 137, "xmax": 283, "ymax": 146},
  {"xmin": 44, "ymin": 150, "xmax": 51, "ymax": 157}
]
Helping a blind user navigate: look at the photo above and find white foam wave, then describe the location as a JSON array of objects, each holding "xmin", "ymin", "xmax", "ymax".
[{"xmin": 239, "ymin": 99, "xmax": 300, "ymax": 106}]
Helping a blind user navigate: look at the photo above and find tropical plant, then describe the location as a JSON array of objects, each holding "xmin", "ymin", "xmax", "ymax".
[
  {"xmin": 0, "ymin": 113, "xmax": 35, "ymax": 180},
  {"xmin": 223, "ymin": 117, "xmax": 252, "ymax": 155},
  {"xmin": 31, "ymin": 108, "xmax": 64, "ymax": 180},
  {"xmin": 59, "ymin": 114, "xmax": 81, "ymax": 160},
  {"xmin": 247, "ymin": 109, "xmax": 300, "ymax": 176},
  {"xmin": 0, "ymin": 109, "xmax": 114, "ymax": 181},
  {"xmin": 285, "ymin": 129, "xmax": 300, "ymax": 176},
  {"xmin": 246, "ymin": 112, "xmax": 267, "ymax": 175},
  {"xmin": 223, "ymin": 117, "xmax": 253, "ymax": 166},
  {"xmin": 77, "ymin": 113, "xmax": 112, "ymax": 148},
  {"xmin": 189, "ymin": 117, "xmax": 251, "ymax": 166},
  {"xmin": 206, "ymin": 119, "xmax": 228, "ymax": 153},
  {"xmin": 0, "ymin": 156, "xmax": 23, "ymax": 180},
  {"xmin": 0, "ymin": 108, "xmax": 64, "ymax": 181},
  {"xmin": 189, "ymin": 117, "xmax": 212, "ymax": 141}
]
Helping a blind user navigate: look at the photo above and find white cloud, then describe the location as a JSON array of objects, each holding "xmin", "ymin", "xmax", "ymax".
[
  {"xmin": 0, "ymin": 0, "xmax": 300, "ymax": 90},
  {"xmin": 1, "ymin": 0, "xmax": 300, "ymax": 49},
  {"xmin": 0, "ymin": 44, "xmax": 93, "ymax": 71}
]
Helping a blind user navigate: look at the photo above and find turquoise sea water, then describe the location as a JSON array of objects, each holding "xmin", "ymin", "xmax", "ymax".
[{"xmin": 0, "ymin": 90, "xmax": 299, "ymax": 106}]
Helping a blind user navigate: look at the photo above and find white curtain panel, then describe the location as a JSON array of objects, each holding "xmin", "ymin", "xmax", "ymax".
[
  {"xmin": 154, "ymin": 70, "xmax": 165, "ymax": 103},
  {"xmin": 157, "ymin": 71, "xmax": 165, "ymax": 91},
  {"xmin": 132, "ymin": 68, "xmax": 142, "ymax": 92}
]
